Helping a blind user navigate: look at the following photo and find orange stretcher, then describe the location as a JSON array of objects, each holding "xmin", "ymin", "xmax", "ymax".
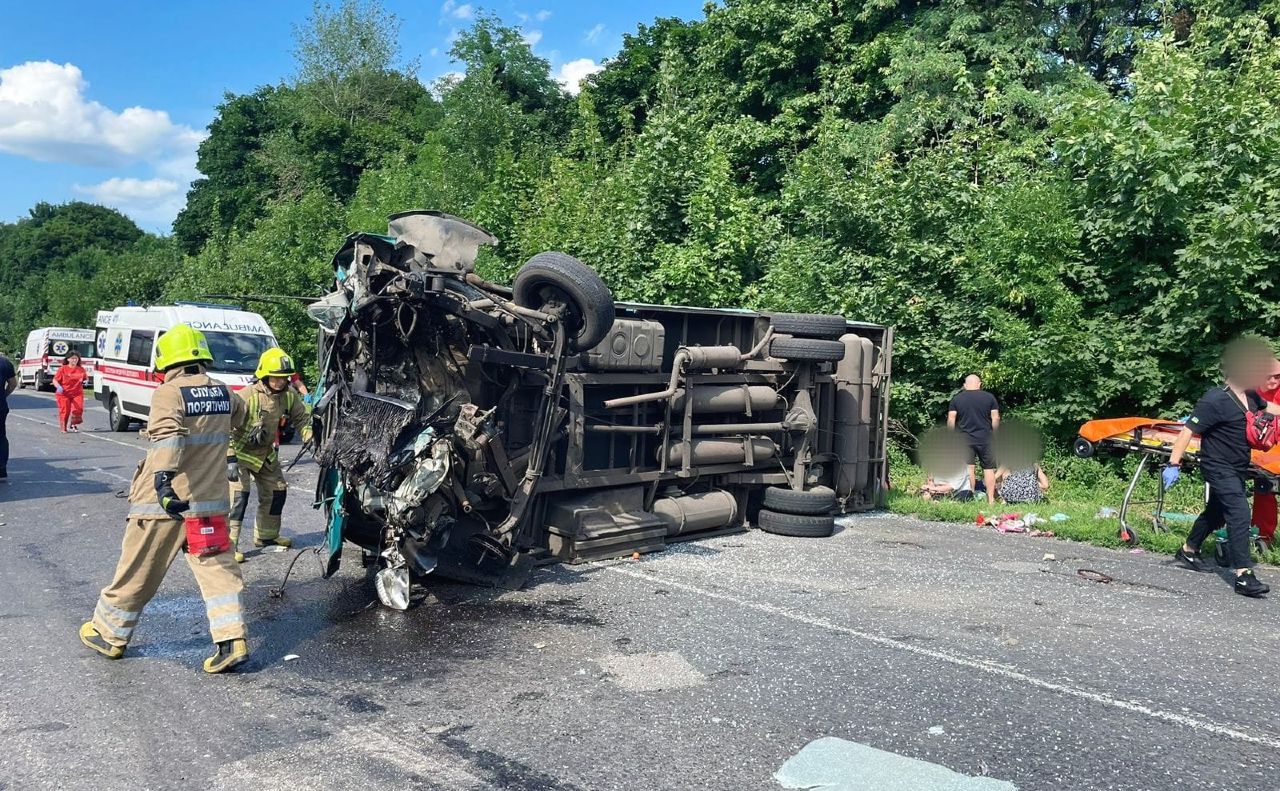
[{"xmin": 1074, "ymin": 418, "xmax": 1280, "ymax": 545}]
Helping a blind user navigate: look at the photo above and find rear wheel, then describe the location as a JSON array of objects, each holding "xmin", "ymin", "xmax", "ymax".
[
  {"xmin": 1073, "ymin": 437, "xmax": 1095, "ymax": 458},
  {"xmin": 769, "ymin": 336, "xmax": 846, "ymax": 363},
  {"xmin": 763, "ymin": 486, "xmax": 836, "ymax": 515},
  {"xmin": 35, "ymin": 372, "xmax": 50, "ymax": 392},
  {"xmin": 513, "ymin": 252, "xmax": 615, "ymax": 353},
  {"xmin": 757, "ymin": 509, "xmax": 837, "ymax": 538},
  {"xmin": 109, "ymin": 395, "xmax": 131, "ymax": 432},
  {"xmin": 769, "ymin": 313, "xmax": 847, "ymax": 339}
]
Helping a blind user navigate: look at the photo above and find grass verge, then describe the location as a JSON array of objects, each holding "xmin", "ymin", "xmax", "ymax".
[{"xmin": 886, "ymin": 457, "xmax": 1280, "ymax": 565}]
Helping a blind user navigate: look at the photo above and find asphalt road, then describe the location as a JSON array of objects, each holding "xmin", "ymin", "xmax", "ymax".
[{"xmin": 2, "ymin": 390, "xmax": 1279, "ymax": 791}]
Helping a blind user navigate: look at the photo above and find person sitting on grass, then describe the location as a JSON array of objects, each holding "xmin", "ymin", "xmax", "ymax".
[
  {"xmin": 996, "ymin": 464, "xmax": 1050, "ymax": 504},
  {"xmin": 919, "ymin": 468, "xmax": 974, "ymax": 502}
]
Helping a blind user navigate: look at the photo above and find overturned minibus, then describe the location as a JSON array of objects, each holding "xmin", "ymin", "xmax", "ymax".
[{"xmin": 308, "ymin": 211, "xmax": 892, "ymax": 608}]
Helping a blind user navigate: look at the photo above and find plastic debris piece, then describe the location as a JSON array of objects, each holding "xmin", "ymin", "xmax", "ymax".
[
  {"xmin": 927, "ymin": 725, "xmax": 946, "ymax": 736},
  {"xmin": 1050, "ymin": 513, "xmax": 1069, "ymax": 522},
  {"xmin": 283, "ymin": 654, "xmax": 300, "ymax": 661},
  {"xmin": 1129, "ymin": 548, "xmax": 1145, "ymax": 554},
  {"xmin": 534, "ymin": 642, "xmax": 548, "ymax": 649},
  {"xmin": 1095, "ymin": 507, "xmax": 1119, "ymax": 519},
  {"xmin": 1042, "ymin": 553, "xmax": 1056, "ymax": 561},
  {"xmin": 631, "ymin": 551, "xmax": 641, "ymax": 560}
]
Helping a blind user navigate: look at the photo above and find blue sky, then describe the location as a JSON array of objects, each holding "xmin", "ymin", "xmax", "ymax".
[{"xmin": 0, "ymin": 0, "xmax": 704, "ymax": 233}]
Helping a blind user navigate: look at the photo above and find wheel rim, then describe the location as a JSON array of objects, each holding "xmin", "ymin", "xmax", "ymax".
[
  {"xmin": 110, "ymin": 398, "xmax": 121, "ymax": 425},
  {"xmin": 531, "ymin": 283, "xmax": 585, "ymax": 340}
]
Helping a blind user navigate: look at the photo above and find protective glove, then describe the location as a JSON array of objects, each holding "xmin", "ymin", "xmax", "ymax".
[
  {"xmin": 226, "ymin": 454, "xmax": 240, "ymax": 482},
  {"xmin": 154, "ymin": 471, "xmax": 190, "ymax": 516},
  {"xmin": 246, "ymin": 424, "xmax": 268, "ymax": 446},
  {"xmin": 55, "ymin": 384, "xmax": 63, "ymax": 394},
  {"xmin": 1161, "ymin": 464, "xmax": 1181, "ymax": 491}
]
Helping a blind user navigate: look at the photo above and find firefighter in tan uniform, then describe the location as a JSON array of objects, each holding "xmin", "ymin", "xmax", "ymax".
[
  {"xmin": 79, "ymin": 325, "xmax": 251, "ymax": 674},
  {"xmin": 229, "ymin": 348, "xmax": 313, "ymax": 562}
]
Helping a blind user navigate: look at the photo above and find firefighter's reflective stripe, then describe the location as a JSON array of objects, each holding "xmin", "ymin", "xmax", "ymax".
[
  {"xmin": 93, "ymin": 599, "xmax": 138, "ymax": 641},
  {"xmin": 128, "ymin": 500, "xmax": 229, "ymax": 518},
  {"xmin": 205, "ymin": 592, "xmax": 244, "ymax": 631},
  {"xmin": 149, "ymin": 432, "xmax": 230, "ymax": 450},
  {"xmin": 207, "ymin": 611, "xmax": 244, "ymax": 631},
  {"xmin": 235, "ymin": 449, "xmax": 275, "ymax": 472}
]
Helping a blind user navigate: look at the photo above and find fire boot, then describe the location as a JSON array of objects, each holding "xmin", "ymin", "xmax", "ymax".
[
  {"xmin": 79, "ymin": 622, "xmax": 124, "ymax": 659},
  {"xmin": 228, "ymin": 522, "xmax": 246, "ymax": 563},
  {"xmin": 203, "ymin": 638, "xmax": 248, "ymax": 673},
  {"xmin": 253, "ymin": 487, "xmax": 290, "ymax": 548}
]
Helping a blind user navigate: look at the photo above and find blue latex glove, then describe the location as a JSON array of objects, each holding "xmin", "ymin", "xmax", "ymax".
[
  {"xmin": 55, "ymin": 384, "xmax": 63, "ymax": 394},
  {"xmin": 1162, "ymin": 465, "xmax": 1181, "ymax": 491}
]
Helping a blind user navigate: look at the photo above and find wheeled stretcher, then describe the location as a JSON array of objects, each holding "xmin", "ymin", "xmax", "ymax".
[{"xmin": 1074, "ymin": 418, "xmax": 1280, "ymax": 548}]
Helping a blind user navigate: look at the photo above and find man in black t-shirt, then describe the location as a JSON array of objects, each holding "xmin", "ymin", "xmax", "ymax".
[
  {"xmin": 1167, "ymin": 339, "xmax": 1276, "ymax": 597},
  {"xmin": 0, "ymin": 353, "xmax": 15, "ymax": 479},
  {"xmin": 948, "ymin": 375, "xmax": 1000, "ymax": 504}
]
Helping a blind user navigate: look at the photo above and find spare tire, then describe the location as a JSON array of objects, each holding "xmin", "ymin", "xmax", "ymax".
[
  {"xmin": 769, "ymin": 313, "xmax": 847, "ymax": 339},
  {"xmin": 769, "ymin": 336, "xmax": 846, "ymax": 363},
  {"xmin": 763, "ymin": 485, "xmax": 836, "ymax": 515},
  {"xmin": 514, "ymin": 252, "xmax": 615, "ymax": 352},
  {"xmin": 757, "ymin": 509, "xmax": 837, "ymax": 538}
]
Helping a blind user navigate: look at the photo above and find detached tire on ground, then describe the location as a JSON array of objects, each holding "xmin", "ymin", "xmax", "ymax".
[
  {"xmin": 513, "ymin": 252, "xmax": 615, "ymax": 353},
  {"xmin": 763, "ymin": 485, "xmax": 836, "ymax": 515},
  {"xmin": 757, "ymin": 508, "xmax": 837, "ymax": 538},
  {"xmin": 769, "ymin": 336, "xmax": 846, "ymax": 363},
  {"xmin": 769, "ymin": 313, "xmax": 847, "ymax": 339}
]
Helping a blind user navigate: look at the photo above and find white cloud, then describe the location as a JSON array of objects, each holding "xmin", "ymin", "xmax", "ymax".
[
  {"xmin": 0, "ymin": 61, "xmax": 201, "ymax": 168},
  {"xmin": 584, "ymin": 23, "xmax": 605, "ymax": 44},
  {"xmin": 555, "ymin": 59, "xmax": 603, "ymax": 95},
  {"xmin": 535, "ymin": 9, "xmax": 552, "ymax": 21},
  {"xmin": 74, "ymin": 177, "xmax": 187, "ymax": 226},
  {"xmin": 0, "ymin": 60, "xmax": 203, "ymax": 228},
  {"xmin": 439, "ymin": 1, "xmax": 472, "ymax": 20},
  {"xmin": 523, "ymin": 30, "xmax": 543, "ymax": 49}
]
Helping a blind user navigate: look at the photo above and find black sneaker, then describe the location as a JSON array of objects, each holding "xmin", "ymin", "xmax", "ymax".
[
  {"xmin": 1235, "ymin": 570, "xmax": 1270, "ymax": 598},
  {"xmin": 1174, "ymin": 546, "xmax": 1212, "ymax": 573}
]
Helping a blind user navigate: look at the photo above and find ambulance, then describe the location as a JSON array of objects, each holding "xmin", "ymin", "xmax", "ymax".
[
  {"xmin": 94, "ymin": 303, "xmax": 279, "ymax": 431},
  {"xmin": 19, "ymin": 327, "xmax": 98, "ymax": 391}
]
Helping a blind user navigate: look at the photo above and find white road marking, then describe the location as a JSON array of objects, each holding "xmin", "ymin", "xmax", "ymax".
[
  {"xmin": 605, "ymin": 563, "xmax": 1280, "ymax": 751},
  {"xmin": 9, "ymin": 412, "xmax": 144, "ymax": 452}
]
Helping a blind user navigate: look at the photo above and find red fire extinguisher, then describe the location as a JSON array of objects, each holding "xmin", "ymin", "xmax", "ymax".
[{"xmin": 185, "ymin": 515, "xmax": 231, "ymax": 557}]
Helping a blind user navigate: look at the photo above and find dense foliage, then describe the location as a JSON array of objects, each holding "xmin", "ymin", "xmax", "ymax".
[{"xmin": 4, "ymin": 0, "xmax": 1279, "ymax": 441}]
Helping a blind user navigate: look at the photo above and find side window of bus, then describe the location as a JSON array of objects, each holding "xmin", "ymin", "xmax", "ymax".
[{"xmin": 127, "ymin": 331, "xmax": 155, "ymax": 368}]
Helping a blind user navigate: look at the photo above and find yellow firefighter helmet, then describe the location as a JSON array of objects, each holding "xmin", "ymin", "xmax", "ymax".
[
  {"xmin": 154, "ymin": 324, "xmax": 214, "ymax": 371},
  {"xmin": 255, "ymin": 347, "xmax": 297, "ymax": 380}
]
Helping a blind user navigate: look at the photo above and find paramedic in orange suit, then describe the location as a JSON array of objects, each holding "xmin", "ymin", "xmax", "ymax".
[{"xmin": 53, "ymin": 352, "xmax": 88, "ymax": 432}]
